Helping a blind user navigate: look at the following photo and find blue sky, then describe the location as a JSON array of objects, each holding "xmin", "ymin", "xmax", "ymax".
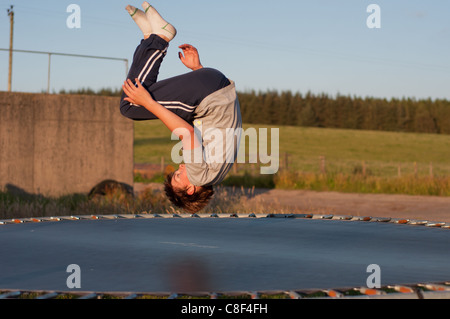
[{"xmin": 0, "ymin": 0, "xmax": 449, "ymax": 100}]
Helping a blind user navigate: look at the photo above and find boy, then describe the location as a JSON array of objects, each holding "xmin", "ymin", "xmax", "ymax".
[{"xmin": 120, "ymin": 3, "xmax": 242, "ymax": 213}]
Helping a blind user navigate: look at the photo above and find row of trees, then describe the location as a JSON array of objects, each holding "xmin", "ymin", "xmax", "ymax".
[
  {"xmin": 58, "ymin": 88, "xmax": 450, "ymax": 135},
  {"xmin": 238, "ymin": 90, "xmax": 450, "ymax": 135}
]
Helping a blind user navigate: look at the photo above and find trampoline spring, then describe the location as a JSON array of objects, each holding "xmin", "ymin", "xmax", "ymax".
[
  {"xmin": 387, "ymin": 285, "xmax": 415, "ymax": 294},
  {"xmin": 141, "ymin": 214, "xmax": 162, "ymax": 218},
  {"xmin": 36, "ymin": 292, "xmax": 59, "ymax": 299},
  {"xmin": 425, "ymin": 222, "xmax": 446, "ymax": 228},
  {"xmin": 373, "ymin": 217, "xmax": 391, "ymax": 223},
  {"xmin": 409, "ymin": 220, "xmax": 428, "ymax": 226},
  {"xmin": 392, "ymin": 219, "xmax": 410, "ymax": 224},
  {"xmin": 209, "ymin": 292, "xmax": 219, "ymax": 299},
  {"xmin": 355, "ymin": 287, "xmax": 386, "ymax": 296},
  {"xmin": 266, "ymin": 213, "xmax": 297, "ymax": 218},
  {"xmin": 353, "ymin": 216, "xmax": 372, "ymax": 222},
  {"xmin": 332, "ymin": 216, "xmax": 353, "ymax": 221},
  {"xmin": 78, "ymin": 293, "xmax": 99, "ymax": 299},
  {"xmin": 286, "ymin": 291, "xmax": 302, "ymax": 299},
  {"xmin": 300, "ymin": 214, "xmax": 313, "ymax": 219},
  {"xmin": 418, "ymin": 283, "xmax": 450, "ymax": 291},
  {"xmin": 133, "ymin": 214, "xmax": 146, "ymax": 218},
  {"xmin": 0, "ymin": 291, "xmax": 22, "ymax": 299},
  {"xmin": 118, "ymin": 214, "xmax": 136, "ymax": 219},
  {"xmin": 324, "ymin": 289, "xmax": 343, "ymax": 298},
  {"xmin": 312, "ymin": 214, "xmax": 333, "ymax": 220},
  {"xmin": 100, "ymin": 215, "xmax": 121, "ymax": 220}
]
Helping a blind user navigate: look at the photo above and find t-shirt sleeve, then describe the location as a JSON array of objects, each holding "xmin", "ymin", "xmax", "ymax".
[
  {"xmin": 183, "ymin": 146, "xmax": 223, "ymax": 187},
  {"xmin": 183, "ymin": 147, "xmax": 208, "ymax": 186}
]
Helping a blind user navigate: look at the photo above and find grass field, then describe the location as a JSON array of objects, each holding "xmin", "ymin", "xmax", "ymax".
[
  {"xmin": 2, "ymin": 122, "xmax": 449, "ymax": 219},
  {"xmin": 135, "ymin": 121, "xmax": 450, "ymax": 175},
  {"xmin": 134, "ymin": 121, "xmax": 450, "ymax": 196}
]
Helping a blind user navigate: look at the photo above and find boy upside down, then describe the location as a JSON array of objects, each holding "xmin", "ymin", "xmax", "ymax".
[{"xmin": 120, "ymin": 3, "xmax": 242, "ymax": 213}]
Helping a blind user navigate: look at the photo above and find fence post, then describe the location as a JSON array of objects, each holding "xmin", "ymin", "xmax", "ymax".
[
  {"xmin": 284, "ymin": 153, "xmax": 289, "ymax": 170},
  {"xmin": 414, "ymin": 162, "xmax": 418, "ymax": 178},
  {"xmin": 319, "ymin": 156, "xmax": 326, "ymax": 174},
  {"xmin": 47, "ymin": 53, "xmax": 51, "ymax": 94},
  {"xmin": 398, "ymin": 164, "xmax": 401, "ymax": 178},
  {"xmin": 362, "ymin": 160, "xmax": 366, "ymax": 177},
  {"xmin": 125, "ymin": 59, "xmax": 129, "ymax": 78},
  {"xmin": 429, "ymin": 162, "xmax": 433, "ymax": 178},
  {"xmin": 7, "ymin": 6, "xmax": 14, "ymax": 92},
  {"xmin": 161, "ymin": 156, "xmax": 165, "ymax": 173}
]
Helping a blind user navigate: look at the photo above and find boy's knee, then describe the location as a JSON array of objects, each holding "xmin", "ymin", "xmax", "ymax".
[
  {"xmin": 119, "ymin": 91, "xmax": 136, "ymax": 119},
  {"xmin": 119, "ymin": 99, "xmax": 131, "ymax": 118}
]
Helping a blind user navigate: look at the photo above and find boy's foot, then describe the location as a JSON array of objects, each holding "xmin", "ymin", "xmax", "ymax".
[
  {"xmin": 126, "ymin": 5, "xmax": 152, "ymax": 37},
  {"xmin": 142, "ymin": 2, "xmax": 177, "ymax": 42}
]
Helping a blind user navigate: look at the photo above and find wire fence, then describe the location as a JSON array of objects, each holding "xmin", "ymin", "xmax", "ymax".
[{"xmin": 0, "ymin": 48, "xmax": 128, "ymax": 93}]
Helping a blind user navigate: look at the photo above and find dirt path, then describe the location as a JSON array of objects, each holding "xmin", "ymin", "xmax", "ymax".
[
  {"xmin": 134, "ymin": 183, "xmax": 450, "ymax": 223},
  {"xmin": 246, "ymin": 188, "xmax": 450, "ymax": 223}
]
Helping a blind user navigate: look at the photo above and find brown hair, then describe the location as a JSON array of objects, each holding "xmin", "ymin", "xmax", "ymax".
[{"xmin": 164, "ymin": 172, "xmax": 214, "ymax": 213}]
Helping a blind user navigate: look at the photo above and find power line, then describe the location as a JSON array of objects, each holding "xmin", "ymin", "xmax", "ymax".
[
  {"xmin": 0, "ymin": 48, "xmax": 128, "ymax": 62},
  {"xmin": 6, "ymin": 4, "xmax": 131, "ymax": 29},
  {"xmin": 182, "ymin": 29, "xmax": 450, "ymax": 73}
]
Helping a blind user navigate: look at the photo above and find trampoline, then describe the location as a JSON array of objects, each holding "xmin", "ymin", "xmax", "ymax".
[{"xmin": 0, "ymin": 213, "xmax": 449, "ymax": 298}]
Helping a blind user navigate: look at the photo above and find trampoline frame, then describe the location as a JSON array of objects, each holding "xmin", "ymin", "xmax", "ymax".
[{"xmin": 1, "ymin": 212, "xmax": 449, "ymax": 299}]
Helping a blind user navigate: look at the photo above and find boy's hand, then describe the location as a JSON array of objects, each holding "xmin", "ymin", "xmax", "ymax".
[
  {"xmin": 178, "ymin": 44, "xmax": 203, "ymax": 71},
  {"xmin": 122, "ymin": 78, "xmax": 154, "ymax": 108}
]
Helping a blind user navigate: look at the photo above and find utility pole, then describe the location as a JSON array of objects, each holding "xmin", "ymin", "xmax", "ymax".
[{"xmin": 7, "ymin": 5, "xmax": 14, "ymax": 92}]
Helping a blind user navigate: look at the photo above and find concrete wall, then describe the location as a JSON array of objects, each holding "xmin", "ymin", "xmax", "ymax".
[{"xmin": 0, "ymin": 92, "xmax": 134, "ymax": 197}]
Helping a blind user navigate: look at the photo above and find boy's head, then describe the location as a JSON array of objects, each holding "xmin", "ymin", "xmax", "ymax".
[{"xmin": 164, "ymin": 164, "xmax": 214, "ymax": 213}]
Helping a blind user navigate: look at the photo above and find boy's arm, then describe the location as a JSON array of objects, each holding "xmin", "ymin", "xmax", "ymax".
[{"xmin": 122, "ymin": 79, "xmax": 201, "ymax": 150}]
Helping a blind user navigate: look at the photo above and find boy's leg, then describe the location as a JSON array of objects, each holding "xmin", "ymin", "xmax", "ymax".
[
  {"xmin": 120, "ymin": 35, "xmax": 169, "ymax": 120},
  {"xmin": 120, "ymin": 38, "xmax": 230, "ymax": 123},
  {"xmin": 120, "ymin": 3, "xmax": 176, "ymax": 120},
  {"xmin": 120, "ymin": 4, "xmax": 230, "ymax": 123}
]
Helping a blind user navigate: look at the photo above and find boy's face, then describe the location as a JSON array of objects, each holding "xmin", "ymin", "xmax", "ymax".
[{"xmin": 171, "ymin": 164, "xmax": 192, "ymax": 191}]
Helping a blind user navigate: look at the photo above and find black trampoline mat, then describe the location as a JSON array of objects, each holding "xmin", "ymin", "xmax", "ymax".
[{"xmin": 0, "ymin": 217, "xmax": 449, "ymax": 293}]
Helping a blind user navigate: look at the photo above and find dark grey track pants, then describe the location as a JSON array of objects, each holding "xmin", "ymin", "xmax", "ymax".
[{"xmin": 120, "ymin": 34, "xmax": 230, "ymax": 124}]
